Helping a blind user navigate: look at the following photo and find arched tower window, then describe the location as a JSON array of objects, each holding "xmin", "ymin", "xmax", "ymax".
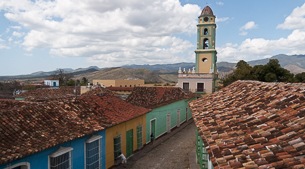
[
  {"xmin": 204, "ymin": 28, "xmax": 208, "ymax": 35},
  {"xmin": 203, "ymin": 38, "xmax": 209, "ymax": 49}
]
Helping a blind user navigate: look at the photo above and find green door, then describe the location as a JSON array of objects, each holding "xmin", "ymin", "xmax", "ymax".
[
  {"xmin": 126, "ymin": 129, "xmax": 133, "ymax": 157},
  {"xmin": 151, "ymin": 119, "xmax": 156, "ymax": 140}
]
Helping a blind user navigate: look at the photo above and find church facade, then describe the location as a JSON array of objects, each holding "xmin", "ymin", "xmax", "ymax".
[{"xmin": 177, "ymin": 6, "xmax": 217, "ymax": 94}]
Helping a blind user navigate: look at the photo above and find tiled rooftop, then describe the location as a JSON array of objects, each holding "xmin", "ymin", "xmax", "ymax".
[
  {"xmin": 107, "ymin": 87, "xmax": 134, "ymax": 92},
  {"xmin": 0, "ymin": 88, "xmax": 150, "ymax": 165},
  {"xmin": 79, "ymin": 89, "xmax": 150, "ymax": 125},
  {"xmin": 126, "ymin": 87, "xmax": 193, "ymax": 109},
  {"xmin": 190, "ymin": 80, "xmax": 305, "ymax": 168},
  {"xmin": 15, "ymin": 86, "xmax": 80, "ymax": 101}
]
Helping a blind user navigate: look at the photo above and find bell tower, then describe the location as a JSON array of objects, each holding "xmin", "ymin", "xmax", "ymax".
[
  {"xmin": 177, "ymin": 6, "xmax": 217, "ymax": 94},
  {"xmin": 195, "ymin": 6, "xmax": 217, "ymax": 74}
]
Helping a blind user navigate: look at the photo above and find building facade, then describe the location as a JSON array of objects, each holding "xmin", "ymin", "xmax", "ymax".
[
  {"xmin": 105, "ymin": 115, "xmax": 146, "ymax": 168},
  {"xmin": 44, "ymin": 80, "xmax": 59, "ymax": 87},
  {"xmin": 177, "ymin": 6, "xmax": 217, "ymax": 94},
  {"xmin": 126, "ymin": 87, "xmax": 194, "ymax": 144},
  {"xmin": 93, "ymin": 79, "xmax": 144, "ymax": 87}
]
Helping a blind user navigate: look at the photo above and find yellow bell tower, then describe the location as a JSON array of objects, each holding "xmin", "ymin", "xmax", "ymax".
[
  {"xmin": 177, "ymin": 5, "xmax": 217, "ymax": 94},
  {"xmin": 195, "ymin": 6, "xmax": 217, "ymax": 74}
]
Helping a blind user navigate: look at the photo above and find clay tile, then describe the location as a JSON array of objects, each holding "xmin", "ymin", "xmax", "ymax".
[
  {"xmin": 228, "ymin": 159, "xmax": 243, "ymax": 168},
  {"xmin": 243, "ymin": 161, "xmax": 258, "ymax": 168}
]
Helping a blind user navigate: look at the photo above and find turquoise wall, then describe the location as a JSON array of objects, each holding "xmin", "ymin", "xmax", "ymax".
[
  {"xmin": 145, "ymin": 99, "xmax": 192, "ymax": 143},
  {"xmin": 0, "ymin": 130, "xmax": 106, "ymax": 169}
]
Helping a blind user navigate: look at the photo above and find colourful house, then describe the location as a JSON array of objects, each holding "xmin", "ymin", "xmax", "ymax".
[
  {"xmin": 79, "ymin": 89, "xmax": 150, "ymax": 168},
  {"xmin": 190, "ymin": 81, "xmax": 305, "ymax": 168},
  {"xmin": 1, "ymin": 87, "xmax": 150, "ymax": 169},
  {"xmin": 127, "ymin": 87, "xmax": 194, "ymax": 144},
  {"xmin": 0, "ymin": 98, "xmax": 111, "ymax": 169}
]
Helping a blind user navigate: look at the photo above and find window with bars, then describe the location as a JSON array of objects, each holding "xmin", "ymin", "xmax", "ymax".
[
  {"xmin": 49, "ymin": 147, "xmax": 73, "ymax": 169},
  {"xmin": 86, "ymin": 136, "xmax": 101, "ymax": 169},
  {"xmin": 113, "ymin": 136, "xmax": 121, "ymax": 159},
  {"xmin": 137, "ymin": 125, "xmax": 143, "ymax": 149}
]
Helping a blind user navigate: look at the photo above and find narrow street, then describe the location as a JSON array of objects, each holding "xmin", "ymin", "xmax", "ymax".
[{"xmin": 113, "ymin": 121, "xmax": 198, "ymax": 169}]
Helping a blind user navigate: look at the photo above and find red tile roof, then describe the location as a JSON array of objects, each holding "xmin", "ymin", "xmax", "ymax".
[
  {"xmin": 107, "ymin": 87, "xmax": 134, "ymax": 92},
  {"xmin": 15, "ymin": 86, "xmax": 80, "ymax": 101},
  {"xmin": 0, "ymin": 98, "xmax": 112, "ymax": 165},
  {"xmin": 0, "ymin": 88, "xmax": 149, "ymax": 165},
  {"xmin": 126, "ymin": 87, "xmax": 193, "ymax": 109},
  {"xmin": 190, "ymin": 80, "xmax": 305, "ymax": 168},
  {"xmin": 79, "ymin": 89, "xmax": 150, "ymax": 125}
]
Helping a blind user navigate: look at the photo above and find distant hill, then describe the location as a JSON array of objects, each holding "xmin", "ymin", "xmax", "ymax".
[
  {"xmin": 0, "ymin": 54, "xmax": 304, "ymax": 83},
  {"xmin": 122, "ymin": 62, "xmax": 194, "ymax": 73},
  {"xmin": 73, "ymin": 67, "xmax": 177, "ymax": 83},
  {"xmin": 0, "ymin": 66, "xmax": 100, "ymax": 81},
  {"xmin": 218, "ymin": 54, "xmax": 305, "ymax": 74}
]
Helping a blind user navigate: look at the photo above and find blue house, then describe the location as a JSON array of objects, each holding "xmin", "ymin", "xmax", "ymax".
[{"xmin": 0, "ymin": 97, "xmax": 112, "ymax": 169}]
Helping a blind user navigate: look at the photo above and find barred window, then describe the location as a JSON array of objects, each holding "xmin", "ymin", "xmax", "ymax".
[
  {"xmin": 114, "ymin": 136, "xmax": 121, "ymax": 158},
  {"xmin": 86, "ymin": 136, "xmax": 101, "ymax": 169},
  {"xmin": 49, "ymin": 147, "xmax": 73, "ymax": 169}
]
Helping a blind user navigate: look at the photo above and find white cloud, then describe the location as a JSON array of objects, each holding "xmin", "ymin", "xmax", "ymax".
[
  {"xmin": 239, "ymin": 21, "xmax": 257, "ymax": 36},
  {"xmin": 218, "ymin": 29, "xmax": 305, "ymax": 62},
  {"xmin": 218, "ymin": 3, "xmax": 305, "ymax": 63},
  {"xmin": 240, "ymin": 21, "xmax": 257, "ymax": 30},
  {"xmin": 277, "ymin": 3, "xmax": 305, "ymax": 30},
  {"xmin": 216, "ymin": 17, "xmax": 230, "ymax": 23},
  {"xmin": 0, "ymin": 0, "xmax": 201, "ymax": 66},
  {"xmin": 12, "ymin": 31, "xmax": 24, "ymax": 37},
  {"xmin": 216, "ymin": 1, "xmax": 224, "ymax": 6},
  {"xmin": 0, "ymin": 38, "xmax": 9, "ymax": 49}
]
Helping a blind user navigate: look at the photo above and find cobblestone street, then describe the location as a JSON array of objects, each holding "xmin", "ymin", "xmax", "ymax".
[{"xmin": 113, "ymin": 120, "xmax": 198, "ymax": 169}]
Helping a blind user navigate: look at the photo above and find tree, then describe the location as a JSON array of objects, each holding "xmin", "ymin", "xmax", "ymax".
[
  {"xmin": 50, "ymin": 69, "xmax": 73, "ymax": 86},
  {"xmin": 221, "ymin": 60, "xmax": 253, "ymax": 86},
  {"xmin": 80, "ymin": 77, "xmax": 89, "ymax": 86},
  {"xmin": 221, "ymin": 59, "xmax": 295, "ymax": 86},
  {"xmin": 295, "ymin": 72, "xmax": 305, "ymax": 82},
  {"xmin": 66, "ymin": 79, "xmax": 76, "ymax": 86},
  {"xmin": 263, "ymin": 59, "xmax": 294, "ymax": 82}
]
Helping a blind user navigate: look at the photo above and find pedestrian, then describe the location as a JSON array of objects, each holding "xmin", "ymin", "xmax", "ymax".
[
  {"xmin": 118, "ymin": 152, "xmax": 127, "ymax": 164},
  {"xmin": 150, "ymin": 132, "xmax": 154, "ymax": 144}
]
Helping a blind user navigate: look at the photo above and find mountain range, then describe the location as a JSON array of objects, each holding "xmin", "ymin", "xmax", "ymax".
[{"xmin": 0, "ymin": 54, "xmax": 304, "ymax": 83}]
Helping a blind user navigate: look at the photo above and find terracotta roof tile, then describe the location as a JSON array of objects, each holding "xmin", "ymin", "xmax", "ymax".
[
  {"xmin": 79, "ymin": 90, "xmax": 150, "ymax": 125},
  {"xmin": 190, "ymin": 80, "xmax": 305, "ymax": 168},
  {"xmin": 126, "ymin": 87, "xmax": 194, "ymax": 109},
  {"xmin": 15, "ymin": 86, "xmax": 80, "ymax": 101},
  {"xmin": 0, "ymin": 88, "xmax": 150, "ymax": 165}
]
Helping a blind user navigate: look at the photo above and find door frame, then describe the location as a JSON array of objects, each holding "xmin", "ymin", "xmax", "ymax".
[
  {"xmin": 166, "ymin": 113, "xmax": 171, "ymax": 133},
  {"xmin": 126, "ymin": 129, "xmax": 133, "ymax": 157},
  {"xmin": 150, "ymin": 118, "xmax": 156, "ymax": 141}
]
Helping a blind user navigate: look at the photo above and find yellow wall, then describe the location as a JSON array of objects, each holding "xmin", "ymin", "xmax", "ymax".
[
  {"xmin": 105, "ymin": 115, "xmax": 146, "ymax": 169},
  {"xmin": 93, "ymin": 80, "xmax": 115, "ymax": 86},
  {"xmin": 92, "ymin": 79, "xmax": 144, "ymax": 87},
  {"xmin": 115, "ymin": 80, "xmax": 144, "ymax": 87},
  {"xmin": 198, "ymin": 53, "xmax": 213, "ymax": 73}
]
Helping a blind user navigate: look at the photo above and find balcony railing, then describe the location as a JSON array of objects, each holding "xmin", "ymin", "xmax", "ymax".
[{"xmin": 178, "ymin": 73, "xmax": 213, "ymax": 78}]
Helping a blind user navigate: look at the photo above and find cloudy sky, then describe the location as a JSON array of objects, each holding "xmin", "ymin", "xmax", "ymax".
[{"xmin": 0, "ymin": 0, "xmax": 305, "ymax": 75}]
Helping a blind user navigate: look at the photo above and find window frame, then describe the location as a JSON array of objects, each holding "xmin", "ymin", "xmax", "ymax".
[
  {"xmin": 85, "ymin": 135, "xmax": 102, "ymax": 169},
  {"xmin": 48, "ymin": 147, "xmax": 73, "ymax": 169},
  {"xmin": 197, "ymin": 83, "xmax": 205, "ymax": 92},
  {"xmin": 113, "ymin": 135, "xmax": 121, "ymax": 159},
  {"xmin": 4, "ymin": 162, "xmax": 30, "ymax": 169},
  {"xmin": 182, "ymin": 82, "xmax": 190, "ymax": 91}
]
